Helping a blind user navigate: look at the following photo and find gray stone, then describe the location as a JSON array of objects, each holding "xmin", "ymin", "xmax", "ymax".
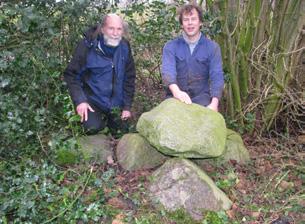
[
  {"xmin": 116, "ymin": 133, "xmax": 167, "ymax": 171},
  {"xmin": 78, "ymin": 134, "xmax": 113, "ymax": 163},
  {"xmin": 194, "ymin": 129, "xmax": 250, "ymax": 166},
  {"xmin": 136, "ymin": 98, "xmax": 227, "ymax": 158},
  {"xmin": 149, "ymin": 158, "xmax": 232, "ymax": 220},
  {"xmin": 220, "ymin": 129, "xmax": 250, "ymax": 164}
]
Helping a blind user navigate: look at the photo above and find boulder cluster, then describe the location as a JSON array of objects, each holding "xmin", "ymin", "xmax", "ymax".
[
  {"xmin": 59, "ymin": 98, "xmax": 250, "ymax": 220},
  {"xmin": 116, "ymin": 98, "xmax": 250, "ymax": 220}
]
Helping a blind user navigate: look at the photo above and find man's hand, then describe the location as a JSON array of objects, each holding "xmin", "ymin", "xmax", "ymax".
[
  {"xmin": 76, "ymin": 102, "xmax": 94, "ymax": 122},
  {"xmin": 207, "ymin": 97, "xmax": 219, "ymax": 112},
  {"xmin": 169, "ymin": 84, "xmax": 192, "ymax": 104},
  {"xmin": 121, "ymin": 110, "xmax": 131, "ymax": 120}
]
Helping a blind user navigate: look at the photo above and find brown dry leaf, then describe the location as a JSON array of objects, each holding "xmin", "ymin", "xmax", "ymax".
[
  {"xmin": 107, "ymin": 197, "xmax": 130, "ymax": 210},
  {"xmin": 201, "ymin": 163, "xmax": 215, "ymax": 173},
  {"xmin": 112, "ymin": 213, "xmax": 125, "ymax": 224},
  {"xmin": 251, "ymin": 211, "xmax": 260, "ymax": 218},
  {"xmin": 298, "ymin": 199, "xmax": 305, "ymax": 207},
  {"xmin": 297, "ymin": 135, "xmax": 305, "ymax": 144},
  {"xmin": 226, "ymin": 209, "xmax": 235, "ymax": 219},
  {"xmin": 115, "ymin": 175, "xmax": 125, "ymax": 182},
  {"xmin": 107, "ymin": 155, "xmax": 114, "ymax": 165},
  {"xmin": 294, "ymin": 179, "xmax": 303, "ymax": 188},
  {"xmin": 103, "ymin": 187, "xmax": 113, "ymax": 195},
  {"xmin": 264, "ymin": 160, "xmax": 273, "ymax": 172},
  {"xmin": 112, "ymin": 220, "xmax": 125, "ymax": 224},
  {"xmin": 231, "ymin": 203, "xmax": 239, "ymax": 211},
  {"xmin": 256, "ymin": 165, "xmax": 265, "ymax": 175},
  {"xmin": 237, "ymin": 187, "xmax": 247, "ymax": 194},
  {"xmin": 236, "ymin": 177, "xmax": 247, "ymax": 190},
  {"xmin": 279, "ymin": 180, "xmax": 294, "ymax": 191}
]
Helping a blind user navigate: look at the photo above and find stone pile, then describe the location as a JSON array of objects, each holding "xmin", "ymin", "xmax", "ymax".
[
  {"xmin": 116, "ymin": 98, "xmax": 250, "ymax": 220},
  {"xmin": 57, "ymin": 98, "xmax": 250, "ymax": 220}
]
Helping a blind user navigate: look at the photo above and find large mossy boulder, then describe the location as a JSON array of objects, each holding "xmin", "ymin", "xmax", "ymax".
[
  {"xmin": 136, "ymin": 98, "xmax": 227, "ymax": 158},
  {"xmin": 78, "ymin": 134, "xmax": 113, "ymax": 163},
  {"xmin": 116, "ymin": 133, "xmax": 167, "ymax": 171},
  {"xmin": 149, "ymin": 158, "xmax": 232, "ymax": 220}
]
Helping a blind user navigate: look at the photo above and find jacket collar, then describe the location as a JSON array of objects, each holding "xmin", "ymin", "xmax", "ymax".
[{"xmin": 178, "ymin": 32, "xmax": 206, "ymax": 45}]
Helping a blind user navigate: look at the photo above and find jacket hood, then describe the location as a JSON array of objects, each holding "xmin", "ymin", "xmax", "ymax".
[{"xmin": 83, "ymin": 25, "xmax": 100, "ymax": 42}]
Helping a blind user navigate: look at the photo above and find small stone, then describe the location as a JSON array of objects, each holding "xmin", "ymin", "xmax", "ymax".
[
  {"xmin": 116, "ymin": 133, "xmax": 167, "ymax": 171},
  {"xmin": 78, "ymin": 134, "xmax": 113, "ymax": 163}
]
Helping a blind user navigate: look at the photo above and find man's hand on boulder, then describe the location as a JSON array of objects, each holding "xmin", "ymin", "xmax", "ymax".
[
  {"xmin": 76, "ymin": 102, "xmax": 94, "ymax": 122},
  {"xmin": 174, "ymin": 91, "xmax": 192, "ymax": 104},
  {"xmin": 169, "ymin": 84, "xmax": 192, "ymax": 104},
  {"xmin": 121, "ymin": 110, "xmax": 131, "ymax": 120},
  {"xmin": 207, "ymin": 97, "xmax": 219, "ymax": 112}
]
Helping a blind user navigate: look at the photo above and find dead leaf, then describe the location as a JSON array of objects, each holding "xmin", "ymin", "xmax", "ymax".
[
  {"xmin": 298, "ymin": 199, "xmax": 305, "ymax": 207},
  {"xmin": 264, "ymin": 160, "xmax": 272, "ymax": 172},
  {"xmin": 251, "ymin": 211, "xmax": 260, "ymax": 218},
  {"xmin": 107, "ymin": 197, "xmax": 130, "ymax": 210},
  {"xmin": 279, "ymin": 180, "xmax": 294, "ymax": 191},
  {"xmin": 226, "ymin": 209, "xmax": 235, "ymax": 219},
  {"xmin": 236, "ymin": 177, "xmax": 247, "ymax": 190},
  {"xmin": 231, "ymin": 203, "xmax": 239, "ymax": 210},
  {"xmin": 297, "ymin": 135, "xmax": 305, "ymax": 144},
  {"xmin": 107, "ymin": 155, "xmax": 114, "ymax": 165},
  {"xmin": 103, "ymin": 187, "xmax": 112, "ymax": 195},
  {"xmin": 294, "ymin": 179, "xmax": 303, "ymax": 188},
  {"xmin": 112, "ymin": 213, "xmax": 125, "ymax": 224}
]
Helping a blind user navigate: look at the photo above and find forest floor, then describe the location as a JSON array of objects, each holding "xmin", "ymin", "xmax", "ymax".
[
  {"xmin": 100, "ymin": 134, "xmax": 305, "ymax": 224},
  {"xmin": 2, "ymin": 133, "xmax": 304, "ymax": 223}
]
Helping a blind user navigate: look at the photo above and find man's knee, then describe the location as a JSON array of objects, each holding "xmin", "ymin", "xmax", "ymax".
[
  {"xmin": 82, "ymin": 118, "xmax": 105, "ymax": 135},
  {"xmin": 83, "ymin": 112, "xmax": 106, "ymax": 134}
]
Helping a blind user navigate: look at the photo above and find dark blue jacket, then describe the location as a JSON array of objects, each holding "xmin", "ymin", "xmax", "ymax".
[
  {"xmin": 161, "ymin": 33, "xmax": 224, "ymax": 106},
  {"xmin": 64, "ymin": 26, "xmax": 136, "ymax": 112}
]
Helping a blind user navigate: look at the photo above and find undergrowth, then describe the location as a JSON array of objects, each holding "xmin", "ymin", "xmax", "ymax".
[{"xmin": 1, "ymin": 0, "xmax": 304, "ymax": 223}]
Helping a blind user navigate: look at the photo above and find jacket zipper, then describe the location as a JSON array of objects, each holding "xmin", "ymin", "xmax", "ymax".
[
  {"xmin": 97, "ymin": 43, "xmax": 116, "ymax": 106},
  {"xmin": 111, "ymin": 62, "xmax": 115, "ymax": 98}
]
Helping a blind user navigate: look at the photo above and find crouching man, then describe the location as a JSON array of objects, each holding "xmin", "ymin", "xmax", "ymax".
[
  {"xmin": 161, "ymin": 4, "xmax": 224, "ymax": 111},
  {"xmin": 64, "ymin": 14, "xmax": 136, "ymax": 135}
]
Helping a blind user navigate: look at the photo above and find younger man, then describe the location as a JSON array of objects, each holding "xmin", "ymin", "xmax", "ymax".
[{"xmin": 161, "ymin": 4, "xmax": 224, "ymax": 111}]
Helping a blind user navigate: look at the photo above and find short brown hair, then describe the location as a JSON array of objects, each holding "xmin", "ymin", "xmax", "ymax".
[{"xmin": 178, "ymin": 4, "xmax": 203, "ymax": 25}]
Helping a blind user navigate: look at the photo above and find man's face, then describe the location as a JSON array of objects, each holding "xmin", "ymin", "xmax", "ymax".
[
  {"xmin": 102, "ymin": 16, "xmax": 123, "ymax": 47},
  {"xmin": 181, "ymin": 9, "xmax": 202, "ymax": 39}
]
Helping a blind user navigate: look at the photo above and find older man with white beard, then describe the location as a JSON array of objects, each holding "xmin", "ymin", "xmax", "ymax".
[{"xmin": 64, "ymin": 14, "xmax": 136, "ymax": 135}]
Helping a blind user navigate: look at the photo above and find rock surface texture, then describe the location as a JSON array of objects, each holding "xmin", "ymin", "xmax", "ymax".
[
  {"xmin": 149, "ymin": 158, "xmax": 232, "ymax": 220},
  {"xmin": 116, "ymin": 133, "xmax": 167, "ymax": 171},
  {"xmin": 137, "ymin": 98, "xmax": 227, "ymax": 158}
]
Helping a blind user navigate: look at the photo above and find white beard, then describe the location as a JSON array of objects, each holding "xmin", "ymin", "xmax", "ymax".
[{"xmin": 104, "ymin": 34, "xmax": 122, "ymax": 47}]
